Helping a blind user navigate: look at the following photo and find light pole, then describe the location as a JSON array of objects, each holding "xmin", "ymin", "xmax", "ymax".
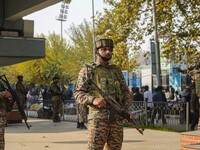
[
  {"xmin": 152, "ymin": 0, "xmax": 161, "ymax": 86},
  {"xmin": 56, "ymin": 1, "xmax": 69, "ymax": 39},
  {"xmin": 92, "ymin": 0, "xmax": 96, "ymax": 62}
]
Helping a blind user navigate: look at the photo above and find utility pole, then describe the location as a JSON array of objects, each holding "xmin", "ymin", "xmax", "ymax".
[
  {"xmin": 56, "ymin": 1, "xmax": 69, "ymax": 39},
  {"xmin": 152, "ymin": 0, "xmax": 161, "ymax": 86},
  {"xmin": 92, "ymin": 0, "xmax": 96, "ymax": 62}
]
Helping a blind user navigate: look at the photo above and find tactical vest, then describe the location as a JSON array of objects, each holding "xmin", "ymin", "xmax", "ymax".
[{"xmin": 88, "ymin": 63, "xmax": 124, "ymax": 103}]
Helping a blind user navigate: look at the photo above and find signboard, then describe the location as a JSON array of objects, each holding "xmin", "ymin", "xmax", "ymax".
[
  {"xmin": 169, "ymin": 67, "xmax": 181, "ymax": 92},
  {"xmin": 131, "ymin": 78, "xmax": 141, "ymax": 88},
  {"xmin": 122, "ymin": 70, "xmax": 128, "ymax": 85}
]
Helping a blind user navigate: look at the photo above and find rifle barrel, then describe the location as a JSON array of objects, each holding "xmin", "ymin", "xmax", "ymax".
[
  {"xmin": 0, "ymin": 75, "xmax": 30, "ymax": 130},
  {"xmin": 87, "ymin": 79, "xmax": 144, "ymax": 135}
]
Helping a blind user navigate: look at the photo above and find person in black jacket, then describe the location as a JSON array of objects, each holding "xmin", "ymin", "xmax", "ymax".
[
  {"xmin": 133, "ymin": 87, "xmax": 144, "ymax": 102},
  {"xmin": 180, "ymin": 86, "xmax": 192, "ymax": 124},
  {"xmin": 151, "ymin": 86, "xmax": 167, "ymax": 125},
  {"xmin": 190, "ymin": 82, "xmax": 200, "ymax": 131}
]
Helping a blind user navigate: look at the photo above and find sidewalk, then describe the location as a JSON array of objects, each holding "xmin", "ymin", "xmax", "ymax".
[{"xmin": 5, "ymin": 118, "xmax": 180, "ymax": 150}]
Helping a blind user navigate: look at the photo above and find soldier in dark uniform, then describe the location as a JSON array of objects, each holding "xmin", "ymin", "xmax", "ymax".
[
  {"xmin": 190, "ymin": 82, "xmax": 200, "ymax": 130},
  {"xmin": 50, "ymin": 76, "xmax": 62, "ymax": 123},
  {"xmin": 15, "ymin": 75, "xmax": 27, "ymax": 108},
  {"xmin": 0, "ymin": 90, "xmax": 12, "ymax": 149},
  {"xmin": 74, "ymin": 38, "xmax": 131, "ymax": 150}
]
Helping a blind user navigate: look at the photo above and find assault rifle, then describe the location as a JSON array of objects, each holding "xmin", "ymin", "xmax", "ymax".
[
  {"xmin": 0, "ymin": 75, "xmax": 30, "ymax": 129},
  {"xmin": 86, "ymin": 78, "xmax": 144, "ymax": 135}
]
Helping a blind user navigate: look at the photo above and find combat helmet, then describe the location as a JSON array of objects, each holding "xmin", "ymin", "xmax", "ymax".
[{"xmin": 95, "ymin": 39, "xmax": 114, "ymax": 50}]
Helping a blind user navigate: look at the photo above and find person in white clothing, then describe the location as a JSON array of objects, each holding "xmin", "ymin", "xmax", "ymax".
[{"xmin": 143, "ymin": 85, "xmax": 153, "ymax": 123}]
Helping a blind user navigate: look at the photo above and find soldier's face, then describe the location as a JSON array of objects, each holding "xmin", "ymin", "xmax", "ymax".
[
  {"xmin": 98, "ymin": 47, "xmax": 113, "ymax": 60},
  {"xmin": 54, "ymin": 79, "xmax": 60, "ymax": 83},
  {"xmin": 19, "ymin": 77, "xmax": 23, "ymax": 82}
]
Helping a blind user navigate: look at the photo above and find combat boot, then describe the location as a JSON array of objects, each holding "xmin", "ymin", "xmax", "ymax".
[
  {"xmin": 56, "ymin": 116, "xmax": 61, "ymax": 122},
  {"xmin": 80, "ymin": 122, "xmax": 87, "ymax": 129},
  {"xmin": 53, "ymin": 119, "xmax": 59, "ymax": 123},
  {"xmin": 77, "ymin": 122, "xmax": 80, "ymax": 128}
]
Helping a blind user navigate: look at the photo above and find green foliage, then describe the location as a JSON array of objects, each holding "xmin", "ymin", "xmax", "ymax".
[
  {"xmin": 1, "ymin": 20, "xmax": 94, "ymax": 85},
  {"xmin": 2, "ymin": 0, "xmax": 199, "ymax": 85},
  {"xmin": 1, "ymin": 32, "xmax": 71, "ymax": 86},
  {"xmin": 96, "ymin": 0, "xmax": 200, "ymax": 72},
  {"xmin": 66, "ymin": 19, "xmax": 94, "ymax": 80}
]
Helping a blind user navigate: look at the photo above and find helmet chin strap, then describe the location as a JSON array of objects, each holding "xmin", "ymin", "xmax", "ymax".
[{"xmin": 97, "ymin": 52, "xmax": 111, "ymax": 61}]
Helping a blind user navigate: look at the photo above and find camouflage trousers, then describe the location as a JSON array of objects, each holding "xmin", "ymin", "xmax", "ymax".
[
  {"xmin": 76, "ymin": 103, "xmax": 87, "ymax": 123},
  {"xmin": 52, "ymin": 96, "xmax": 62, "ymax": 120},
  {"xmin": 88, "ymin": 115, "xmax": 123, "ymax": 150},
  {"xmin": 0, "ymin": 111, "xmax": 6, "ymax": 150}
]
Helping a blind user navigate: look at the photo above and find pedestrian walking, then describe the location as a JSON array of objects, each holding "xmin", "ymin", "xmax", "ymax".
[
  {"xmin": 151, "ymin": 86, "xmax": 167, "ymax": 125},
  {"xmin": 143, "ymin": 85, "xmax": 153, "ymax": 122}
]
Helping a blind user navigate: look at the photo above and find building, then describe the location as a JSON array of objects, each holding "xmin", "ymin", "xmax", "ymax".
[{"xmin": 0, "ymin": 0, "xmax": 65, "ymax": 67}]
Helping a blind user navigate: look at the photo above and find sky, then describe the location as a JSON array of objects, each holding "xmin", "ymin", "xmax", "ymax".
[
  {"xmin": 23, "ymin": 0, "xmax": 108, "ymax": 39},
  {"xmin": 23, "ymin": 0, "xmax": 150, "ymax": 50}
]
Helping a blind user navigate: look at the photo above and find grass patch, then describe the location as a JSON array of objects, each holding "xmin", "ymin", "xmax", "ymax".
[{"xmin": 124, "ymin": 123, "xmax": 186, "ymax": 133}]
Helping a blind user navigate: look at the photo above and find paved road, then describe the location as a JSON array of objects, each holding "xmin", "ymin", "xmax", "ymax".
[{"xmin": 5, "ymin": 118, "xmax": 180, "ymax": 150}]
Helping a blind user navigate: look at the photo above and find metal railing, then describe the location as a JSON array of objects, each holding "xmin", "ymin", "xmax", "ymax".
[
  {"xmin": 25, "ymin": 98, "xmax": 190, "ymax": 132},
  {"xmin": 130, "ymin": 101, "xmax": 189, "ymax": 131}
]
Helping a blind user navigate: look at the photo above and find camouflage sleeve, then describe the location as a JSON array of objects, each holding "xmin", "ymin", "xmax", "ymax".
[
  {"xmin": 50, "ymin": 84, "xmax": 62, "ymax": 95},
  {"xmin": 74, "ymin": 65, "xmax": 96, "ymax": 105},
  {"xmin": 116, "ymin": 67, "xmax": 132, "ymax": 111}
]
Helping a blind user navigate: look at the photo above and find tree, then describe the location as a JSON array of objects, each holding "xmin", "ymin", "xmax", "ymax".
[
  {"xmin": 66, "ymin": 19, "xmax": 94, "ymax": 80},
  {"xmin": 2, "ymin": 32, "xmax": 71, "ymax": 86},
  {"xmin": 96, "ymin": 0, "xmax": 200, "ymax": 72},
  {"xmin": 2, "ymin": 19, "xmax": 95, "ymax": 85}
]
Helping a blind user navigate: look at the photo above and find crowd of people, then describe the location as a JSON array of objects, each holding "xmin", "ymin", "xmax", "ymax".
[{"xmin": 132, "ymin": 82, "xmax": 200, "ymax": 130}]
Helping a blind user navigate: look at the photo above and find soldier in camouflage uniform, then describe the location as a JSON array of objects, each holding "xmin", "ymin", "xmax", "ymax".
[
  {"xmin": 76, "ymin": 103, "xmax": 87, "ymax": 129},
  {"xmin": 16, "ymin": 75, "xmax": 27, "ymax": 108},
  {"xmin": 0, "ymin": 90, "xmax": 12, "ymax": 150},
  {"xmin": 74, "ymin": 38, "xmax": 131, "ymax": 150},
  {"xmin": 50, "ymin": 76, "xmax": 62, "ymax": 122}
]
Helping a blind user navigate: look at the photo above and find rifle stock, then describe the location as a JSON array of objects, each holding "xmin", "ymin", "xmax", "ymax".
[
  {"xmin": 0, "ymin": 75, "xmax": 30, "ymax": 129},
  {"xmin": 86, "ymin": 79, "xmax": 144, "ymax": 135}
]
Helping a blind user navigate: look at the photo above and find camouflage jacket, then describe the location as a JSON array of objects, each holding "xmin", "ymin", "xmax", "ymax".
[
  {"xmin": 50, "ymin": 82, "xmax": 62, "ymax": 97},
  {"xmin": 16, "ymin": 82, "xmax": 27, "ymax": 99},
  {"xmin": 74, "ymin": 63, "xmax": 131, "ymax": 113}
]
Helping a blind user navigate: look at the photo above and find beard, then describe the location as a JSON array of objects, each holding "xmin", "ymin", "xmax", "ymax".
[{"xmin": 100, "ymin": 54, "xmax": 112, "ymax": 61}]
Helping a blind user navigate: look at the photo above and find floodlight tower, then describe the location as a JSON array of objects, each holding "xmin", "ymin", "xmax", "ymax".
[{"xmin": 56, "ymin": 1, "xmax": 69, "ymax": 39}]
